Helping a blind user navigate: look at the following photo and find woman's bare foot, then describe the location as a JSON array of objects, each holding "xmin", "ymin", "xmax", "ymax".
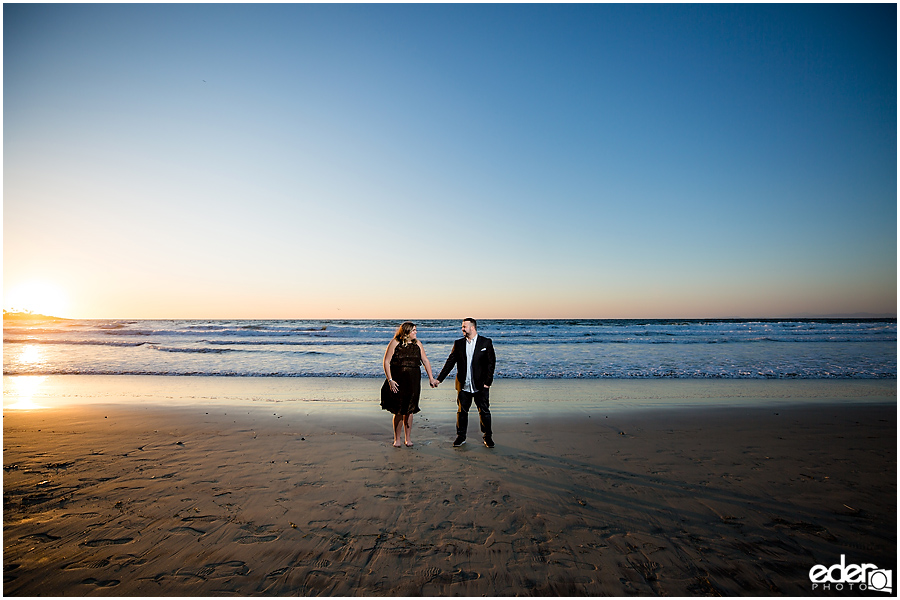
[
  {"xmin": 392, "ymin": 440, "xmax": 403, "ymax": 448},
  {"xmin": 404, "ymin": 440, "xmax": 413, "ymax": 447}
]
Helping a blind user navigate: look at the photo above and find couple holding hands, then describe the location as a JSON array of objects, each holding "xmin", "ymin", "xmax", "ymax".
[{"xmin": 381, "ymin": 318, "xmax": 496, "ymax": 449}]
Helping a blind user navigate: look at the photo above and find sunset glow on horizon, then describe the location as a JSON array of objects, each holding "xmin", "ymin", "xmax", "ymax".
[
  {"xmin": 4, "ymin": 281, "xmax": 70, "ymax": 318},
  {"xmin": 4, "ymin": 4, "xmax": 896, "ymax": 320}
]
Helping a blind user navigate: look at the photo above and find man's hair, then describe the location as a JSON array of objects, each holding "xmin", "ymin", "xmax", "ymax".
[{"xmin": 463, "ymin": 318, "xmax": 477, "ymax": 329}]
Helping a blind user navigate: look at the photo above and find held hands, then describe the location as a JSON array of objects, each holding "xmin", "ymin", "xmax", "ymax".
[{"xmin": 391, "ymin": 378, "xmax": 441, "ymax": 390}]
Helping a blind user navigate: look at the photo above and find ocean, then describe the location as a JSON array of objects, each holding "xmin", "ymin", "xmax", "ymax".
[{"xmin": 3, "ymin": 318, "xmax": 896, "ymax": 379}]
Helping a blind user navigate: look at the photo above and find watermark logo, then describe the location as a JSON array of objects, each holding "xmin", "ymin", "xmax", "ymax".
[{"xmin": 810, "ymin": 555, "xmax": 892, "ymax": 593}]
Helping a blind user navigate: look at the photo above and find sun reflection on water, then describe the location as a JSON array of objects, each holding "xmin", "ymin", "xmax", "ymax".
[
  {"xmin": 4, "ymin": 376, "xmax": 48, "ymax": 410},
  {"xmin": 20, "ymin": 344, "xmax": 42, "ymax": 365}
]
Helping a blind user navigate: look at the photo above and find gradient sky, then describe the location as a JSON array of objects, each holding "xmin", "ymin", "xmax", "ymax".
[{"xmin": 4, "ymin": 3, "xmax": 897, "ymax": 319}]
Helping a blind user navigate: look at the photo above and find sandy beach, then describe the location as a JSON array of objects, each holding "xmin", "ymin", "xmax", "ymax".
[{"xmin": 3, "ymin": 378, "xmax": 896, "ymax": 596}]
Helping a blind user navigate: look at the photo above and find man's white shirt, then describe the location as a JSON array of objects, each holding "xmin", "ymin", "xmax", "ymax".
[{"xmin": 463, "ymin": 334, "xmax": 478, "ymax": 393}]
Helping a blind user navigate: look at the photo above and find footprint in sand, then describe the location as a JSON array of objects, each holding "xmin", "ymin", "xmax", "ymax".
[
  {"xmin": 235, "ymin": 533, "xmax": 279, "ymax": 544},
  {"xmin": 429, "ymin": 521, "xmax": 452, "ymax": 532},
  {"xmin": 21, "ymin": 532, "xmax": 61, "ymax": 543},
  {"xmin": 422, "ymin": 566, "xmax": 443, "ymax": 582},
  {"xmin": 502, "ymin": 518, "xmax": 525, "ymax": 535},
  {"xmin": 235, "ymin": 525, "xmax": 279, "ymax": 544},
  {"xmin": 305, "ymin": 569, "xmax": 347, "ymax": 586},
  {"xmin": 80, "ymin": 537, "xmax": 133, "ymax": 547},
  {"xmin": 170, "ymin": 526, "xmax": 206, "ymax": 536},
  {"xmin": 64, "ymin": 558, "xmax": 111, "ymax": 570},
  {"xmin": 80, "ymin": 578, "xmax": 120, "ymax": 587},
  {"xmin": 425, "ymin": 568, "xmax": 480, "ymax": 583},
  {"xmin": 181, "ymin": 514, "xmax": 218, "ymax": 523},
  {"xmin": 184, "ymin": 560, "xmax": 250, "ymax": 580},
  {"xmin": 21, "ymin": 493, "xmax": 56, "ymax": 506}
]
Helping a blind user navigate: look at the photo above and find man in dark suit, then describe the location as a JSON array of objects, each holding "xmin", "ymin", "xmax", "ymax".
[{"xmin": 436, "ymin": 318, "xmax": 496, "ymax": 448}]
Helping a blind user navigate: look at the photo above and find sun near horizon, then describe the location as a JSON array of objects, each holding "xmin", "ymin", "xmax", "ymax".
[{"xmin": 3, "ymin": 281, "xmax": 71, "ymax": 319}]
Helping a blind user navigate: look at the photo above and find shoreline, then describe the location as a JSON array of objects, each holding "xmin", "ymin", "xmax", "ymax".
[
  {"xmin": 3, "ymin": 377, "xmax": 897, "ymax": 595},
  {"xmin": 3, "ymin": 375, "xmax": 895, "ymax": 412}
]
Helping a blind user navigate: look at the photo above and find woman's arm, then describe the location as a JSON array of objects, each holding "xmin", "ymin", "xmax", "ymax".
[
  {"xmin": 383, "ymin": 339, "xmax": 399, "ymax": 393},
  {"xmin": 419, "ymin": 342, "xmax": 438, "ymax": 387}
]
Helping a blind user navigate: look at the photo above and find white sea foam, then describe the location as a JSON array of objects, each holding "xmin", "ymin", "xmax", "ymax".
[{"xmin": 3, "ymin": 319, "xmax": 895, "ymax": 379}]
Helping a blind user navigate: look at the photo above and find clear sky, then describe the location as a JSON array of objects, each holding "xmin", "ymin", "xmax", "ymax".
[{"xmin": 4, "ymin": 3, "xmax": 897, "ymax": 319}]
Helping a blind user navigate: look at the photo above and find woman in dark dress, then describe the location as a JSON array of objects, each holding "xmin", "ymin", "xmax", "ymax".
[{"xmin": 382, "ymin": 322, "xmax": 438, "ymax": 447}]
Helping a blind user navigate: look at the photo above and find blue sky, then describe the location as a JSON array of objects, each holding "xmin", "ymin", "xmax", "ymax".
[{"xmin": 4, "ymin": 3, "xmax": 896, "ymax": 318}]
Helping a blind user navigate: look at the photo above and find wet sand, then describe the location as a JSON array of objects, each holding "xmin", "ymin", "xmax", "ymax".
[{"xmin": 3, "ymin": 379, "xmax": 896, "ymax": 596}]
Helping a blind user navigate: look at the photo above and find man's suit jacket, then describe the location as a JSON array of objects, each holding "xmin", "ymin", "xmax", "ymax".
[{"xmin": 437, "ymin": 336, "xmax": 496, "ymax": 392}]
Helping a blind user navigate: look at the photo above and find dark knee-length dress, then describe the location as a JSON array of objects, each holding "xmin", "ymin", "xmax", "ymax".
[{"xmin": 381, "ymin": 341, "xmax": 422, "ymax": 415}]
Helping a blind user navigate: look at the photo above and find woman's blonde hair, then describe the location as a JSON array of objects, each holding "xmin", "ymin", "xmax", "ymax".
[{"xmin": 393, "ymin": 321, "xmax": 417, "ymax": 344}]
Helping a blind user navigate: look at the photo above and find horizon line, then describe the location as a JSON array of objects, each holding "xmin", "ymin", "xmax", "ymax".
[{"xmin": 4, "ymin": 311, "xmax": 897, "ymax": 321}]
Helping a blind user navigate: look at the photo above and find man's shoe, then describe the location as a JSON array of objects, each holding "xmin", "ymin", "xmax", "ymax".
[
  {"xmin": 483, "ymin": 436, "xmax": 495, "ymax": 448},
  {"xmin": 452, "ymin": 436, "xmax": 466, "ymax": 447}
]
